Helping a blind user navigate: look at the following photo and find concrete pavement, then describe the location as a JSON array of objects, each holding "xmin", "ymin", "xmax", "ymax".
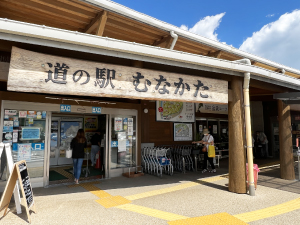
[{"xmin": 1, "ymin": 161, "xmax": 300, "ymax": 224}]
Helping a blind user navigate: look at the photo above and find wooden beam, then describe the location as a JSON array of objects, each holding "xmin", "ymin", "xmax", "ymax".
[
  {"xmin": 96, "ymin": 11, "xmax": 108, "ymax": 36},
  {"xmin": 251, "ymin": 61, "xmax": 257, "ymax": 66},
  {"xmin": 84, "ymin": 11, "xmax": 107, "ymax": 35},
  {"xmin": 153, "ymin": 35, "xmax": 173, "ymax": 48},
  {"xmin": 207, "ymin": 50, "xmax": 222, "ymax": 58}
]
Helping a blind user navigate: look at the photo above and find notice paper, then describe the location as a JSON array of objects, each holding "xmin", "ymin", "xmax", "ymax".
[{"xmin": 118, "ymin": 139, "xmax": 126, "ymax": 152}]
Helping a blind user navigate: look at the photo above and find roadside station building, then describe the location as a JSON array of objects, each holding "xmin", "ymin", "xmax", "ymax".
[{"xmin": 0, "ymin": 0, "xmax": 299, "ymax": 195}]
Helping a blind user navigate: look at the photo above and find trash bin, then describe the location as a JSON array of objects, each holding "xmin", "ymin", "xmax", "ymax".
[{"xmin": 246, "ymin": 163, "xmax": 260, "ymax": 189}]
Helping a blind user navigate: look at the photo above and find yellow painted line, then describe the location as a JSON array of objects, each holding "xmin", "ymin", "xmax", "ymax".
[
  {"xmin": 116, "ymin": 204, "xmax": 188, "ymax": 221},
  {"xmin": 168, "ymin": 213, "xmax": 248, "ymax": 225},
  {"xmin": 125, "ymin": 176, "xmax": 225, "ymax": 201},
  {"xmin": 234, "ymin": 197, "xmax": 300, "ymax": 222},
  {"xmin": 96, "ymin": 196, "xmax": 131, "ymax": 208}
]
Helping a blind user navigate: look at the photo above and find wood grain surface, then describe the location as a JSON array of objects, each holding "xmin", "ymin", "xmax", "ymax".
[{"xmin": 8, "ymin": 47, "xmax": 228, "ymax": 104}]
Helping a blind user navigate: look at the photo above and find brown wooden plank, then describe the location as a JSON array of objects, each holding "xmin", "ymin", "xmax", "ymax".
[
  {"xmin": 106, "ymin": 18, "xmax": 162, "ymax": 40},
  {"xmin": 29, "ymin": 0, "xmax": 95, "ymax": 20},
  {"xmin": 2, "ymin": 0, "xmax": 90, "ymax": 24},
  {"xmin": 0, "ymin": 5, "xmax": 82, "ymax": 31},
  {"xmin": 108, "ymin": 13, "xmax": 168, "ymax": 37},
  {"xmin": 104, "ymin": 26, "xmax": 154, "ymax": 44},
  {"xmin": 58, "ymin": 0, "xmax": 99, "ymax": 13}
]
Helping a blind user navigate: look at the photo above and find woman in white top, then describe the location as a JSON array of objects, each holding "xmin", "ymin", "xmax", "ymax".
[{"xmin": 192, "ymin": 128, "xmax": 216, "ymax": 173}]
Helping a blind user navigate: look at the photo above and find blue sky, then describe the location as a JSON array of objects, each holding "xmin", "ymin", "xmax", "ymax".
[{"xmin": 112, "ymin": 0, "xmax": 300, "ymax": 70}]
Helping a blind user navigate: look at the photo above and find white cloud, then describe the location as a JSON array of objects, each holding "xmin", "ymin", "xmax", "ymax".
[
  {"xmin": 240, "ymin": 10, "xmax": 300, "ymax": 70},
  {"xmin": 180, "ymin": 13, "xmax": 226, "ymax": 41},
  {"xmin": 266, "ymin": 14, "xmax": 274, "ymax": 17}
]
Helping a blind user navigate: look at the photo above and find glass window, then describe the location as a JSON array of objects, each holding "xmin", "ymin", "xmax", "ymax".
[
  {"xmin": 110, "ymin": 115, "xmax": 136, "ymax": 169},
  {"xmin": 2, "ymin": 109, "xmax": 46, "ymax": 179}
]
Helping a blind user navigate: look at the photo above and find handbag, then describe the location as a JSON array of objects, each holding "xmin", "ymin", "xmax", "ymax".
[
  {"xmin": 202, "ymin": 146, "xmax": 207, "ymax": 152},
  {"xmin": 208, "ymin": 145, "xmax": 215, "ymax": 158},
  {"xmin": 66, "ymin": 149, "xmax": 72, "ymax": 158}
]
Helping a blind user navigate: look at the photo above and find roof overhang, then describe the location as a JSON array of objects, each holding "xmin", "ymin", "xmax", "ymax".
[
  {"xmin": 1, "ymin": 18, "xmax": 300, "ymax": 90},
  {"xmin": 82, "ymin": 0, "xmax": 300, "ymax": 76}
]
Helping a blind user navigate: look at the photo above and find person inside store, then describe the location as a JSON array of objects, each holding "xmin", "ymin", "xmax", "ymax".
[
  {"xmin": 192, "ymin": 128, "xmax": 216, "ymax": 173},
  {"xmin": 71, "ymin": 129, "xmax": 87, "ymax": 184},
  {"xmin": 255, "ymin": 131, "xmax": 269, "ymax": 158},
  {"xmin": 90, "ymin": 129, "xmax": 101, "ymax": 167}
]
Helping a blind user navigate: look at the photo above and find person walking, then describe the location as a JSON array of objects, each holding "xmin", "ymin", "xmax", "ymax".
[
  {"xmin": 71, "ymin": 129, "xmax": 87, "ymax": 184},
  {"xmin": 193, "ymin": 128, "xmax": 216, "ymax": 173},
  {"xmin": 256, "ymin": 131, "xmax": 269, "ymax": 158},
  {"xmin": 90, "ymin": 130, "xmax": 101, "ymax": 167}
]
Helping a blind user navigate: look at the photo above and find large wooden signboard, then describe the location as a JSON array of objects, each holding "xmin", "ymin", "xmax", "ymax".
[
  {"xmin": 0, "ymin": 160, "xmax": 35, "ymax": 223},
  {"xmin": 8, "ymin": 47, "xmax": 228, "ymax": 104}
]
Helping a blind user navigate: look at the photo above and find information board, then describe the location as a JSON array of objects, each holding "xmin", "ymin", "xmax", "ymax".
[
  {"xmin": 174, "ymin": 123, "xmax": 193, "ymax": 141},
  {"xmin": 18, "ymin": 162, "xmax": 34, "ymax": 209},
  {"xmin": 21, "ymin": 127, "xmax": 40, "ymax": 140},
  {"xmin": 156, "ymin": 101, "xmax": 195, "ymax": 122}
]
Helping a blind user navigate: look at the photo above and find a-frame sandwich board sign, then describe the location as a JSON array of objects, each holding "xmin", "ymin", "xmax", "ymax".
[
  {"xmin": 0, "ymin": 160, "xmax": 36, "ymax": 223},
  {"xmin": 0, "ymin": 143, "xmax": 22, "ymax": 214}
]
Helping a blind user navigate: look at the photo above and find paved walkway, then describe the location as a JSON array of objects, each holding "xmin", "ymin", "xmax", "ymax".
[{"xmin": 1, "ymin": 161, "xmax": 300, "ymax": 224}]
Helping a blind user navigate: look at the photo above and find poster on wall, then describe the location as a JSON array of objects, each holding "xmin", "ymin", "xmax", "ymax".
[
  {"xmin": 17, "ymin": 143, "xmax": 32, "ymax": 161},
  {"xmin": 196, "ymin": 103, "xmax": 228, "ymax": 114},
  {"xmin": 128, "ymin": 118, "xmax": 133, "ymax": 127},
  {"xmin": 174, "ymin": 123, "xmax": 193, "ymax": 141},
  {"xmin": 118, "ymin": 139, "xmax": 126, "ymax": 152},
  {"xmin": 213, "ymin": 125, "xmax": 218, "ymax": 134},
  {"xmin": 21, "ymin": 127, "xmax": 40, "ymax": 140},
  {"xmin": 3, "ymin": 121, "xmax": 14, "ymax": 132},
  {"xmin": 114, "ymin": 117, "xmax": 123, "ymax": 131},
  {"xmin": 84, "ymin": 116, "xmax": 98, "ymax": 132},
  {"xmin": 156, "ymin": 101, "xmax": 195, "ymax": 122}
]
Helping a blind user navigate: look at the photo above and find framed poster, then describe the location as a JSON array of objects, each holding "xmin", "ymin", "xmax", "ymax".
[
  {"xmin": 21, "ymin": 127, "xmax": 40, "ymax": 140},
  {"xmin": 174, "ymin": 123, "xmax": 193, "ymax": 141},
  {"xmin": 156, "ymin": 101, "xmax": 195, "ymax": 122}
]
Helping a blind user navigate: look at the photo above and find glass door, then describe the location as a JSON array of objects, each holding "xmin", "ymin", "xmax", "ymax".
[
  {"xmin": 109, "ymin": 114, "xmax": 137, "ymax": 177},
  {"xmin": 50, "ymin": 117, "xmax": 83, "ymax": 166}
]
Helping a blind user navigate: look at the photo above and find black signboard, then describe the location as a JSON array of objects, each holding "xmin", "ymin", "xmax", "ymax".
[{"xmin": 18, "ymin": 162, "xmax": 34, "ymax": 209}]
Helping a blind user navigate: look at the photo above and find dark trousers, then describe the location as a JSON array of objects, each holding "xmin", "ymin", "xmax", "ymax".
[{"xmin": 202, "ymin": 152, "xmax": 215, "ymax": 170}]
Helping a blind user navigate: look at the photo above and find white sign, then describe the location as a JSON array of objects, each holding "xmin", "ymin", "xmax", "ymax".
[
  {"xmin": 8, "ymin": 47, "xmax": 228, "ymax": 104},
  {"xmin": 174, "ymin": 123, "xmax": 193, "ymax": 141},
  {"xmin": 156, "ymin": 101, "xmax": 195, "ymax": 122},
  {"xmin": 5, "ymin": 110, "xmax": 17, "ymax": 115},
  {"xmin": 128, "ymin": 126, "xmax": 133, "ymax": 135},
  {"xmin": 17, "ymin": 144, "xmax": 32, "ymax": 161},
  {"xmin": 118, "ymin": 139, "xmax": 126, "ymax": 152},
  {"xmin": 114, "ymin": 118, "xmax": 123, "ymax": 131},
  {"xmin": 196, "ymin": 103, "xmax": 228, "ymax": 114}
]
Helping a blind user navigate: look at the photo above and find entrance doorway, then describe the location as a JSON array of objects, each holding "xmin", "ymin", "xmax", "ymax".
[{"xmin": 48, "ymin": 114, "xmax": 106, "ymax": 184}]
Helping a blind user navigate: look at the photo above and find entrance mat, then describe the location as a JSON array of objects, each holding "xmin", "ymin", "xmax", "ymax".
[
  {"xmin": 49, "ymin": 170, "xmax": 69, "ymax": 181},
  {"xmin": 65, "ymin": 167, "xmax": 105, "ymax": 178}
]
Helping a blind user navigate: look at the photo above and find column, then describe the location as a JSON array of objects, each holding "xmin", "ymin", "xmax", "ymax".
[
  {"xmin": 228, "ymin": 77, "xmax": 247, "ymax": 193},
  {"xmin": 278, "ymin": 100, "xmax": 295, "ymax": 180}
]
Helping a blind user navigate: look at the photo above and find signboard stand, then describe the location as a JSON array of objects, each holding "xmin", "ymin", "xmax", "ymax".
[
  {"xmin": 0, "ymin": 143, "xmax": 22, "ymax": 214},
  {"xmin": 0, "ymin": 160, "xmax": 35, "ymax": 223}
]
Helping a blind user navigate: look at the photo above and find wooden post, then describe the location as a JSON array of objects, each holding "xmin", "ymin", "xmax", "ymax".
[
  {"xmin": 278, "ymin": 100, "xmax": 295, "ymax": 180},
  {"xmin": 228, "ymin": 77, "xmax": 247, "ymax": 193}
]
